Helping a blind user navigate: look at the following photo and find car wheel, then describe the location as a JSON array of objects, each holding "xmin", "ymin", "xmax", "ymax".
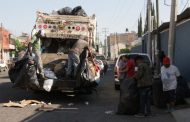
[{"xmin": 115, "ymin": 84, "xmax": 120, "ymax": 90}]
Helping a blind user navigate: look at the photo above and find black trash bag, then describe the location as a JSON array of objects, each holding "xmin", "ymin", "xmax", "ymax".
[
  {"xmin": 9, "ymin": 55, "xmax": 40, "ymax": 90},
  {"xmin": 117, "ymin": 78, "xmax": 139, "ymax": 115},
  {"xmin": 57, "ymin": 7, "xmax": 72, "ymax": 15},
  {"xmin": 176, "ymin": 76, "xmax": 190, "ymax": 104},
  {"xmin": 152, "ymin": 78, "xmax": 165, "ymax": 108},
  {"xmin": 9, "ymin": 58, "xmax": 27, "ymax": 84},
  {"xmin": 75, "ymin": 48, "xmax": 97, "ymax": 92},
  {"xmin": 71, "ymin": 6, "xmax": 87, "ymax": 16}
]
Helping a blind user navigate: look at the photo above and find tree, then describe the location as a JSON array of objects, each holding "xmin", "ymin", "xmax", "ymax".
[
  {"xmin": 144, "ymin": 7, "xmax": 148, "ymax": 34},
  {"xmin": 15, "ymin": 39, "xmax": 27, "ymax": 53},
  {"xmin": 152, "ymin": 4, "xmax": 157, "ymax": 30},
  {"xmin": 137, "ymin": 14, "xmax": 143, "ymax": 37},
  {"xmin": 120, "ymin": 48, "xmax": 130, "ymax": 54},
  {"xmin": 119, "ymin": 44, "xmax": 131, "ymax": 54},
  {"xmin": 138, "ymin": 18, "xmax": 140, "ymax": 37}
]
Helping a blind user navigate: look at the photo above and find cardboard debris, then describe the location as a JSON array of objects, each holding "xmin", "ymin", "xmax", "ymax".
[
  {"xmin": 37, "ymin": 104, "xmax": 55, "ymax": 112},
  {"xmin": 37, "ymin": 104, "xmax": 78, "ymax": 112},
  {"xmin": 3, "ymin": 101, "xmax": 26, "ymax": 108},
  {"xmin": 3, "ymin": 100, "xmax": 45, "ymax": 108}
]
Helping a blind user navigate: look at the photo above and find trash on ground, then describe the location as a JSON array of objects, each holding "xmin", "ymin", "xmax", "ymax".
[
  {"xmin": 68, "ymin": 103, "xmax": 74, "ymax": 106},
  {"xmin": 67, "ymin": 94, "xmax": 75, "ymax": 97},
  {"xmin": 37, "ymin": 104, "xmax": 55, "ymax": 112},
  {"xmin": 37, "ymin": 104, "xmax": 78, "ymax": 112},
  {"xmin": 31, "ymin": 103, "xmax": 37, "ymax": 106},
  {"xmin": 48, "ymin": 102, "xmax": 52, "ymax": 105},
  {"xmin": 105, "ymin": 111, "xmax": 114, "ymax": 115},
  {"xmin": 3, "ymin": 100, "xmax": 45, "ymax": 108},
  {"xmin": 85, "ymin": 101, "xmax": 89, "ymax": 106}
]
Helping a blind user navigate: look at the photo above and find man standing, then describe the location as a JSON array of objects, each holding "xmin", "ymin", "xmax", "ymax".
[
  {"xmin": 67, "ymin": 36, "xmax": 88, "ymax": 78},
  {"xmin": 31, "ymin": 30, "xmax": 45, "ymax": 79},
  {"xmin": 161, "ymin": 57, "xmax": 180, "ymax": 113},
  {"xmin": 134, "ymin": 56, "xmax": 153, "ymax": 117},
  {"xmin": 118, "ymin": 56, "xmax": 127, "ymax": 82}
]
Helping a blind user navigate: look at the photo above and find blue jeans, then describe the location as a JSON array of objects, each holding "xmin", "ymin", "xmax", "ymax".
[
  {"xmin": 67, "ymin": 51, "xmax": 80, "ymax": 77},
  {"xmin": 139, "ymin": 87, "xmax": 152, "ymax": 114}
]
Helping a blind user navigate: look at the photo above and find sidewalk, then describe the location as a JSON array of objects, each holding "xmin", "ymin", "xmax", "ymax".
[{"xmin": 172, "ymin": 108, "xmax": 190, "ymax": 122}]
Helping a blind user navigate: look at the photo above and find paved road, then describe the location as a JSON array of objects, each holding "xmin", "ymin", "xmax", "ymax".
[{"xmin": 0, "ymin": 66, "xmax": 176, "ymax": 122}]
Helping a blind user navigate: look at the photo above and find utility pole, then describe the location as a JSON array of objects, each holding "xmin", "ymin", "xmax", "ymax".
[
  {"xmin": 114, "ymin": 33, "xmax": 117, "ymax": 59},
  {"xmin": 156, "ymin": 0, "xmax": 159, "ymax": 28},
  {"xmin": 102, "ymin": 28, "xmax": 109, "ymax": 58},
  {"xmin": 155, "ymin": 0, "xmax": 161, "ymax": 75},
  {"xmin": 168, "ymin": 0, "xmax": 178, "ymax": 63},
  {"xmin": 147, "ymin": 0, "xmax": 152, "ymax": 57},
  {"xmin": 0, "ymin": 23, "xmax": 3, "ymax": 61},
  {"xmin": 116, "ymin": 32, "xmax": 119, "ymax": 56}
]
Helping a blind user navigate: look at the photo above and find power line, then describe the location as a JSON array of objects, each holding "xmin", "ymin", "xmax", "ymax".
[
  {"xmin": 181, "ymin": 0, "xmax": 189, "ymax": 12},
  {"xmin": 131, "ymin": 0, "xmax": 146, "ymax": 31},
  {"xmin": 110, "ymin": 0, "xmax": 124, "ymax": 25},
  {"xmin": 102, "ymin": 28, "xmax": 109, "ymax": 58}
]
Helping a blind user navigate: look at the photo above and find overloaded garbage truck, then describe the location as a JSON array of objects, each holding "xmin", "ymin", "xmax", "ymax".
[{"xmin": 9, "ymin": 6, "xmax": 99, "ymax": 93}]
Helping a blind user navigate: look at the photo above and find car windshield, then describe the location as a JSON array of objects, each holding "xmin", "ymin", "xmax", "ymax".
[{"xmin": 96, "ymin": 56, "xmax": 106, "ymax": 60}]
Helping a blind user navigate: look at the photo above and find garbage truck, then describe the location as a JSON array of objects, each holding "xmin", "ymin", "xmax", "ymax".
[{"xmin": 9, "ymin": 6, "xmax": 99, "ymax": 93}]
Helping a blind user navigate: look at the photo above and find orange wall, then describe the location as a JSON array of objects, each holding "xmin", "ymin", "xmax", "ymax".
[{"xmin": 0, "ymin": 28, "xmax": 10, "ymax": 49}]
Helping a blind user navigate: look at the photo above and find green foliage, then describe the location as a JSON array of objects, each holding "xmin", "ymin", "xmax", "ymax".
[
  {"xmin": 15, "ymin": 39, "xmax": 27, "ymax": 52},
  {"xmin": 120, "ymin": 48, "xmax": 130, "ymax": 54}
]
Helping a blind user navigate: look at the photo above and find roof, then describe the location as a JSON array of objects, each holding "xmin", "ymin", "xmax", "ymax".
[
  {"xmin": 153, "ymin": 7, "xmax": 190, "ymax": 32},
  {"xmin": 177, "ymin": 8, "xmax": 190, "ymax": 22}
]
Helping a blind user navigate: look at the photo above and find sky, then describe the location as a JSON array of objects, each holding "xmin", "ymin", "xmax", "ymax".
[{"xmin": 0, "ymin": 0, "xmax": 189, "ymax": 38}]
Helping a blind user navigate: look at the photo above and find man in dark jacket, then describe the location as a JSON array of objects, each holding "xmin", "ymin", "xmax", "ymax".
[{"xmin": 134, "ymin": 56, "xmax": 153, "ymax": 117}]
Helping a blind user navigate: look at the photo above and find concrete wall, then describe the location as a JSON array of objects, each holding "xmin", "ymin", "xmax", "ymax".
[
  {"xmin": 160, "ymin": 30, "xmax": 169, "ymax": 55},
  {"xmin": 174, "ymin": 19, "xmax": 190, "ymax": 81},
  {"xmin": 159, "ymin": 19, "xmax": 190, "ymax": 81}
]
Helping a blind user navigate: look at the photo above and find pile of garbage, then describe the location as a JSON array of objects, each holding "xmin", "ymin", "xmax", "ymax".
[{"xmin": 53, "ymin": 6, "xmax": 87, "ymax": 17}]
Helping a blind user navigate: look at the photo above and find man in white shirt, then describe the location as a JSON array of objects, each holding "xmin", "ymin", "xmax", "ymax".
[{"xmin": 161, "ymin": 57, "xmax": 180, "ymax": 113}]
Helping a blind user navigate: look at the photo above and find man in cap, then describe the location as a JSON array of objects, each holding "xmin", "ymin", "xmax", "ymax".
[
  {"xmin": 31, "ymin": 29, "xmax": 45, "ymax": 79},
  {"xmin": 161, "ymin": 57, "xmax": 180, "ymax": 113}
]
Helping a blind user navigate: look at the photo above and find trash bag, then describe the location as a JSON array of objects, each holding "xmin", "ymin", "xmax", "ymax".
[
  {"xmin": 43, "ymin": 79, "xmax": 54, "ymax": 92},
  {"xmin": 44, "ymin": 68, "xmax": 57, "ymax": 79},
  {"xmin": 117, "ymin": 78, "xmax": 139, "ymax": 115},
  {"xmin": 71, "ymin": 6, "xmax": 87, "ymax": 16},
  {"xmin": 57, "ymin": 7, "xmax": 72, "ymax": 15},
  {"xmin": 176, "ymin": 76, "xmax": 190, "ymax": 103},
  {"xmin": 9, "ymin": 55, "xmax": 40, "ymax": 89},
  {"xmin": 75, "ymin": 48, "xmax": 99, "ymax": 90}
]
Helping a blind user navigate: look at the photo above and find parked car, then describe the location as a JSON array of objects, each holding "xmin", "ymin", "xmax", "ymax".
[
  {"xmin": 96, "ymin": 55, "xmax": 108, "ymax": 74},
  {"xmin": 114, "ymin": 53, "xmax": 152, "ymax": 90},
  {"xmin": 0, "ymin": 61, "xmax": 8, "ymax": 72}
]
